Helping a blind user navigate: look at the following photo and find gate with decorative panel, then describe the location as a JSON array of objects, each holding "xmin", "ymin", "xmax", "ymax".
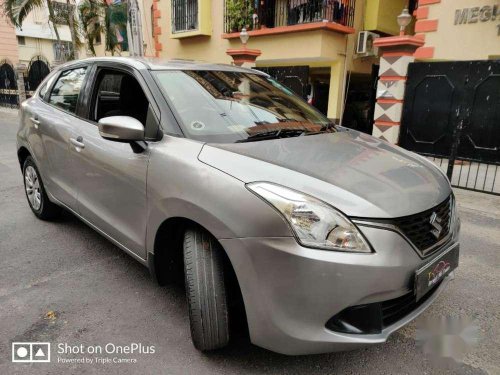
[{"xmin": 400, "ymin": 60, "xmax": 500, "ymax": 195}]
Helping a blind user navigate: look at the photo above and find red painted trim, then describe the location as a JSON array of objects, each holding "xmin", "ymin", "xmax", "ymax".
[
  {"xmin": 415, "ymin": 19, "xmax": 438, "ymax": 33},
  {"xmin": 226, "ymin": 48, "xmax": 262, "ymax": 56},
  {"xmin": 153, "ymin": 9, "xmax": 161, "ymax": 19},
  {"xmin": 415, "ymin": 6, "xmax": 429, "ymax": 20},
  {"xmin": 226, "ymin": 48, "xmax": 262, "ymax": 65},
  {"xmin": 414, "ymin": 46, "xmax": 435, "ymax": 59},
  {"xmin": 379, "ymin": 76, "xmax": 407, "ymax": 81},
  {"xmin": 375, "ymin": 121, "xmax": 401, "ymax": 127},
  {"xmin": 415, "ymin": 33, "xmax": 426, "ymax": 41},
  {"xmin": 155, "ymin": 42, "xmax": 163, "ymax": 51},
  {"xmin": 418, "ymin": 0, "xmax": 440, "ymax": 5},
  {"xmin": 382, "ymin": 51, "xmax": 415, "ymax": 57},
  {"xmin": 377, "ymin": 99, "xmax": 403, "ymax": 104},
  {"xmin": 152, "ymin": 2, "xmax": 158, "ymax": 11},
  {"xmin": 373, "ymin": 35, "xmax": 425, "ymax": 48},
  {"xmin": 154, "ymin": 26, "xmax": 162, "ymax": 36},
  {"xmin": 222, "ymin": 22, "xmax": 355, "ymax": 39}
]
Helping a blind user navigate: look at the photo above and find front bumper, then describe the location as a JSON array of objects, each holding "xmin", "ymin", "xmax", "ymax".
[{"xmin": 220, "ymin": 226, "xmax": 456, "ymax": 355}]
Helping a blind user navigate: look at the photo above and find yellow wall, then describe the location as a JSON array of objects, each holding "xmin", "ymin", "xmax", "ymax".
[
  {"xmin": 424, "ymin": 0, "xmax": 500, "ymax": 60},
  {"xmin": 364, "ymin": 0, "xmax": 407, "ymax": 35},
  {"xmin": 18, "ymin": 38, "xmax": 54, "ymax": 66}
]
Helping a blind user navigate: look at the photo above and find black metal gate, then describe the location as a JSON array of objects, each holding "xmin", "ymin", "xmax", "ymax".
[
  {"xmin": 0, "ymin": 60, "xmax": 18, "ymax": 107},
  {"xmin": 400, "ymin": 60, "xmax": 500, "ymax": 195},
  {"xmin": 26, "ymin": 56, "xmax": 50, "ymax": 97}
]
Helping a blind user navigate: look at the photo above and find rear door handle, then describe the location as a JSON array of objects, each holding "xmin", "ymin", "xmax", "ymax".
[
  {"xmin": 70, "ymin": 136, "xmax": 85, "ymax": 149},
  {"xmin": 30, "ymin": 117, "xmax": 40, "ymax": 129}
]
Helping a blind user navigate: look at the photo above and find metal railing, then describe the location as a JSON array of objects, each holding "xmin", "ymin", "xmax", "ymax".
[
  {"xmin": 425, "ymin": 156, "xmax": 500, "ymax": 196},
  {"xmin": 224, "ymin": 0, "xmax": 355, "ymax": 33},
  {"xmin": 172, "ymin": 0, "xmax": 198, "ymax": 33}
]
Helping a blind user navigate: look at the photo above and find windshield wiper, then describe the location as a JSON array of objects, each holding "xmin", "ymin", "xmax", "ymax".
[{"xmin": 236, "ymin": 128, "xmax": 307, "ymax": 143}]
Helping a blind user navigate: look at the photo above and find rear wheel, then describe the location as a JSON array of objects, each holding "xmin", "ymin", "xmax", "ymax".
[
  {"xmin": 23, "ymin": 156, "xmax": 61, "ymax": 220},
  {"xmin": 183, "ymin": 227, "xmax": 230, "ymax": 351}
]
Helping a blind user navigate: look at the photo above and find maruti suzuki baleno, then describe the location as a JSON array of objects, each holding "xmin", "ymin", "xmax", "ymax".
[{"xmin": 17, "ymin": 58, "xmax": 460, "ymax": 355}]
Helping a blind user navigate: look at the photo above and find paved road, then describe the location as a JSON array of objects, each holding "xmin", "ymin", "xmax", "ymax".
[{"xmin": 0, "ymin": 109, "xmax": 498, "ymax": 375}]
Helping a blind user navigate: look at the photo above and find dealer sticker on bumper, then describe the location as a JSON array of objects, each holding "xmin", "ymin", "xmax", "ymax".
[{"xmin": 414, "ymin": 243, "xmax": 459, "ymax": 301}]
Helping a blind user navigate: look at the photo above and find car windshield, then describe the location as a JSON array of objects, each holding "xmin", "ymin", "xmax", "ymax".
[{"xmin": 153, "ymin": 70, "xmax": 335, "ymax": 143}]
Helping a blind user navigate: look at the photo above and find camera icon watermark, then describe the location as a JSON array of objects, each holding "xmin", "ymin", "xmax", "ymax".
[{"xmin": 12, "ymin": 342, "xmax": 51, "ymax": 363}]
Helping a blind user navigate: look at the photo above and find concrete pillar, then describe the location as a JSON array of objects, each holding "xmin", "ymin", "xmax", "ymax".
[
  {"xmin": 226, "ymin": 47, "xmax": 261, "ymax": 66},
  {"xmin": 326, "ymin": 60, "xmax": 344, "ymax": 122},
  {"xmin": 16, "ymin": 64, "xmax": 28, "ymax": 104},
  {"xmin": 372, "ymin": 36, "xmax": 424, "ymax": 144}
]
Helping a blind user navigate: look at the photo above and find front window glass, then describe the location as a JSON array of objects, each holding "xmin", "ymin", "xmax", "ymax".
[
  {"xmin": 48, "ymin": 67, "xmax": 87, "ymax": 113},
  {"xmin": 154, "ymin": 70, "xmax": 335, "ymax": 143}
]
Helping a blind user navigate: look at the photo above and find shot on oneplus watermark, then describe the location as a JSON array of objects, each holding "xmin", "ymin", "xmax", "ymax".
[{"xmin": 12, "ymin": 342, "xmax": 51, "ymax": 363}]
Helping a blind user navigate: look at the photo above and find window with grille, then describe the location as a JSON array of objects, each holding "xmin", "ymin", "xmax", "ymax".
[{"xmin": 171, "ymin": 0, "xmax": 198, "ymax": 33}]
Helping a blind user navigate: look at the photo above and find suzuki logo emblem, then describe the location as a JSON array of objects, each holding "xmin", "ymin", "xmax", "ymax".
[{"xmin": 429, "ymin": 212, "xmax": 443, "ymax": 239}]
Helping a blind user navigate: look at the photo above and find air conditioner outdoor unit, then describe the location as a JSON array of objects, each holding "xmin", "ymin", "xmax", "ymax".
[{"xmin": 356, "ymin": 31, "xmax": 380, "ymax": 56}]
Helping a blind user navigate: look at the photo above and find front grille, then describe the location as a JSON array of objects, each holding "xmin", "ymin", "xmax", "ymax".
[
  {"xmin": 369, "ymin": 196, "xmax": 453, "ymax": 256},
  {"xmin": 381, "ymin": 282, "xmax": 439, "ymax": 327},
  {"xmin": 326, "ymin": 282, "xmax": 441, "ymax": 334}
]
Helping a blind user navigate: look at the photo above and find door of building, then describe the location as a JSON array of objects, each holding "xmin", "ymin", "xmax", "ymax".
[{"xmin": 256, "ymin": 66, "xmax": 310, "ymax": 100}]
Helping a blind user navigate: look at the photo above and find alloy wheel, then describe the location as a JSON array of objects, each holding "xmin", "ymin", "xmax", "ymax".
[{"xmin": 25, "ymin": 165, "xmax": 42, "ymax": 210}]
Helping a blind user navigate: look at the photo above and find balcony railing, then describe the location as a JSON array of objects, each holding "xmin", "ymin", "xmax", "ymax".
[{"xmin": 224, "ymin": 0, "xmax": 355, "ymax": 34}]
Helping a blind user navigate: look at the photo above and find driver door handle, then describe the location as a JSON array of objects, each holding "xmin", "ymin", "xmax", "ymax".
[
  {"xmin": 70, "ymin": 136, "xmax": 85, "ymax": 149},
  {"xmin": 30, "ymin": 117, "xmax": 40, "ymax": 129}
]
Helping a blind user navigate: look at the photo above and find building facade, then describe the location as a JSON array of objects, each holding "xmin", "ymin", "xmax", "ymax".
[
  {"xmin": 0, "ymin": 11, "xmax": 19, "ymax": 65},
  {"xmin": 153, "ymin": 0, "xmax": 411, "ymax": 123},
  {"xmin": 414, "ymin": 0, "xmax": 500, "ymax": 60}
]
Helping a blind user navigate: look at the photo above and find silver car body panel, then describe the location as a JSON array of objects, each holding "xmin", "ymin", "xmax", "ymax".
[
  {"xmin": 199, "ymin": 130, "xmax": 451, "ymax": 218},
  {"xmin": 16, "ymin": 57, "xmax": 458, "ymax": 356}
]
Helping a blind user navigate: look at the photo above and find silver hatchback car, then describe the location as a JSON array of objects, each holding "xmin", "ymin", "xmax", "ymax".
[{"xmin": 17, "ymin": 57, "xmax": 460, "ymax": 355}]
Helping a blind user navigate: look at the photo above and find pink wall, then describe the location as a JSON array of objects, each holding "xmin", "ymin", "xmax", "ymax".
[{"xmin": 0, "ymin": 14, "xmax": 19, "ymax": 65}]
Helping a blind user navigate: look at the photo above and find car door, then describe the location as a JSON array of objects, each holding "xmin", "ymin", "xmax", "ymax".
[
  {"xmin": 69, "ymin": 64, "xmax": 154, "ymax": 260},
  {"xmin": 34, "ymin": 65, "xmax": 90, "ymax": 209}
]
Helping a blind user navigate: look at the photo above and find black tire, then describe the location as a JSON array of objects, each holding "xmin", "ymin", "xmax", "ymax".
[
  {"xmin": 183, "ymin": 227, "xmax": 230, "ymax": 351},
  {"xmin": 23, "ymin": 156, "xmax": 61, "ymax": 220}
]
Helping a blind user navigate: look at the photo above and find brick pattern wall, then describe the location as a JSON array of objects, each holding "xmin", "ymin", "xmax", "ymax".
[
  {"xmin": 0, "ymin": 14, "xmax": 20, "ymax": 64},
  {"xmin": 152, "ymin": 0, "xmax": 162, "ymax": 57},
  {"xmin": 413, "ymin": 0, "xmax": 441, "ymax": 59}
]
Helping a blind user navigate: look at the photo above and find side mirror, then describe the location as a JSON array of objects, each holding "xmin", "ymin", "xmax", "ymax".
[{"xmin": 98, "ymin": 116, "xmax": 144, "ymax": 142}]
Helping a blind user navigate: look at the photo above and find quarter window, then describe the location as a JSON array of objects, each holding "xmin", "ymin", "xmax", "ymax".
[
  {"xmin": 48, "ymin": 67, "xmax": 87, "ymax": 114},
  {"xmin": 39, "ymin": 73, "xmax": 57, "ymax": 100}
]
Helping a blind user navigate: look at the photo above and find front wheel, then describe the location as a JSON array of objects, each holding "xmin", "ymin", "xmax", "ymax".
[
  {"xmin": 23, "ymin": 156, "xmax": 61, "ymax": 220},
  {"xmin": 183, "ymin": 227, "xmax": 230, "ymax": 351}
]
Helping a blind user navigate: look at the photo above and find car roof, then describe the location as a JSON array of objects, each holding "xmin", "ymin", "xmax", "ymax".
[{"xmin": 59, "ymin": 56, "xmax": 268, "ymax": 76}]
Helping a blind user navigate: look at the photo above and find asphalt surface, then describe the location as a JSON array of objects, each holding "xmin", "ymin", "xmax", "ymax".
[{"xmin": 0, "ymin": 108, "xmax": 498, "ymax": 375}]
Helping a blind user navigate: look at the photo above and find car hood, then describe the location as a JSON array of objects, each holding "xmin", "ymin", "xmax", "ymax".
[{"xmin": 198, "ymin": 130, "xmax": 451, "ymax": 218}]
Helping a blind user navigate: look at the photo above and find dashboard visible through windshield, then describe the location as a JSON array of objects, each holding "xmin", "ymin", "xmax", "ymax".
[{"xmin": 153, "ymin": 70, "xmax": 336, "ymax": 143}]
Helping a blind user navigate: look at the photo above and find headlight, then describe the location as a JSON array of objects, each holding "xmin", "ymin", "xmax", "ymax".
[{"xmin": 247, "ymin": 182, "xmax": 371, "ymax": 253}]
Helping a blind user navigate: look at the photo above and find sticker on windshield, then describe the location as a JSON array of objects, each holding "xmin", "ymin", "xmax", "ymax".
[{"xmin": 190, "ymin": 121, "xmax": 205, "ymax": 130}]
